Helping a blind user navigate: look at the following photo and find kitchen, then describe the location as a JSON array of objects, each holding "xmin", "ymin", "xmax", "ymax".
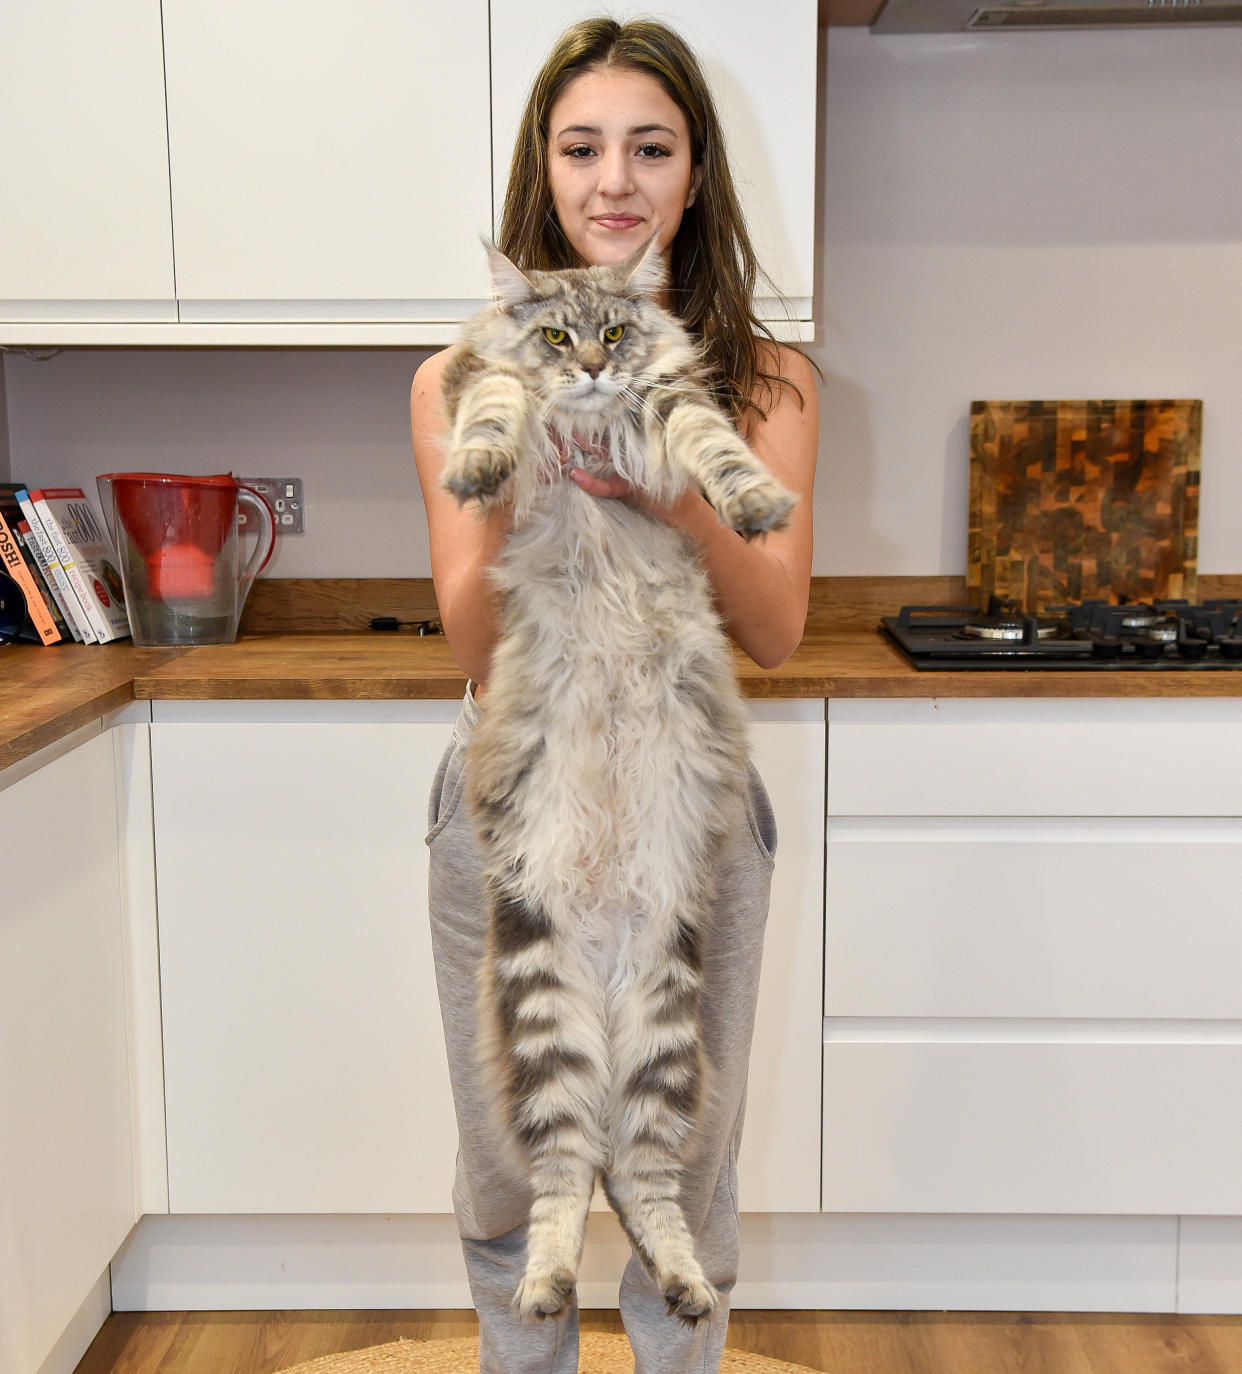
[{"xmin": 4, "ymin": 2, "xmax": 1242, "ymax": 1373}]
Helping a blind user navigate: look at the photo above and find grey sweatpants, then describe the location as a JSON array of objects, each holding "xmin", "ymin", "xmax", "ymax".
[{"xmin": 425, "ymin": 686, "xmax": 777, "ymax": 1374}]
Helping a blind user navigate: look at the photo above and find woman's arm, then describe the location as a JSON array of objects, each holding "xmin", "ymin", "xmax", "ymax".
[
  {"xmin": 570, "ymin": 344, "xmax": 819, "ymax": 669},
  {"xmin": 412, "ymin": 342, "xmax": 819, "ymax": 683},
  {"xmin": 411, "ymin": 349, "xmax": 509, "ymax": 686}
]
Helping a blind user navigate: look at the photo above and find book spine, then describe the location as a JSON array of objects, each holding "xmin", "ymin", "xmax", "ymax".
[
  {"xmin": 0, "ymin": 508, "xmax": 61, "ymax": 644},
  {"xmin": 17, "ymin": 523, "xmax": 72, "ymax": 641},
  {"xmin": 15, "ymin": 490, "xmax": 94, "ymax": 642},
  {"xmin": 31, "ymin": 494, "xmax": 113, "ymax": 642},
  {"xmin": 16, "ymin": 511, "xmax": 84, "ymax": 641}
]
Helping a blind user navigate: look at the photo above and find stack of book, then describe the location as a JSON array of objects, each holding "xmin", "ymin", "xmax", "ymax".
[{"xmin": 0, "ymin": 483, "xmax": 131, "ymax": 646}]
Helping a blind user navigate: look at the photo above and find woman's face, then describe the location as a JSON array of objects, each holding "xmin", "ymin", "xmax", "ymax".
[{"xmin": 546, "ymin": 66, "xmax": 701, "ymax": 269}]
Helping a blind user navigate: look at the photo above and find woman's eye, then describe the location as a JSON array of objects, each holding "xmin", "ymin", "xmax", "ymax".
[
  {"xmin": 603, "ymin": 324, "xmax": 625, "ymax": 344},
  {"xmin": 543, "ymin": 327, "xmax": 569, "ymax": 345},
  {"xmin": 561, "ymin": 144, "xmax": 595, "ymax": 159},
  {"xmin": 637, "ymin": 143, "xmax": 672, "ymax": 159}
]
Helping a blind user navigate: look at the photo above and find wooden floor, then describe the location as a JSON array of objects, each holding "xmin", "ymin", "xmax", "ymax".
[{"xmin": 73, "ymin": 1308, "xmax": 1242, "ymax": 1374}]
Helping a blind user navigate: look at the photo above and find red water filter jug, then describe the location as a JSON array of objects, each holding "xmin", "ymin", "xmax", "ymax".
[{"xmin": 96, "ymin": 472, "xmax": 276, "ymax": 645}]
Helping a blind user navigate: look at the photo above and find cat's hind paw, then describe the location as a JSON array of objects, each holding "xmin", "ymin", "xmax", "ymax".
[
  {"xmin": 662, "ymin": 1273, "xmax": 719, "ymax": 1325},
  {"xmin": 514, "ymin": 1267, "xmax": 576, "ymax": 1320}
]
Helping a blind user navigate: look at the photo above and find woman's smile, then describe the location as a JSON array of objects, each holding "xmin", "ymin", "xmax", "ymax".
[{"xmin": 593, "ymin": 213, "xmax": 643, "ymax": 231}]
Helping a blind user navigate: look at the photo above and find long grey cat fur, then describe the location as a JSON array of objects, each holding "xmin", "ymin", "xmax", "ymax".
[{"xmin": 439, "ymin": 235, "xmax": 797, "ymax": 1324}]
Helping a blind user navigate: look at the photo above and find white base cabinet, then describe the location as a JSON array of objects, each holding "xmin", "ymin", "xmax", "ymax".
[
  {"xmin": 150, "ymin": 703, "xmax": 461, "ymax": 1214},
  {"xmin": 0, "ymin": 731, "xmax": 137, "ymax": 1374},
  {"xmin": 823, "ymin": 698, "xmax": 1242, "ymax": 1217},
  {"xmin": 147, "ymin": 699, "xmax": 824, "ymax": 1217}
]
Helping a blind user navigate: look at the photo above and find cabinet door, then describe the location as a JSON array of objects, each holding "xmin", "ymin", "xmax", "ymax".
[
  {"xmin": 739, "ymin": 710, "xmax": 825, "ymax": 1212},
  {"xmin": 0, "ymin": 1, "xmax": 175, "ymax": 323},
  {"xmin": 825, "ymin": 818, "xmax": 1242, "ymax": 1019},
  {"xmin": 151, "ymin": 715, "xmax": 459, "ymax": 1213},
  {"xmin": 823, "ymin": 1040, "xmax": 1242, "ymax": 1215},
  {"xmin": 0, "ymin": 734, "xmax": 136, "ymax": 1374},
  {"xmin": 488, "ymin": 0, "xmax": 817, "ymax": 330},
  {"xmin": 162, "ymin": 0, "xmax": 493, "ymax": 321}
]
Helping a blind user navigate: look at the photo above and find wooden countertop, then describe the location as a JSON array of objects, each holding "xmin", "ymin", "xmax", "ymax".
[
  {"xmin": 6, "ymin": 576, "xmax": 1242, "ymax": 773},
  {"xmin": 0, "ymin": 642, "xmax": 183, "ymax": 771}
]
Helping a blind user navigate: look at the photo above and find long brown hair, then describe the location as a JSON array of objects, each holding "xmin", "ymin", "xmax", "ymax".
[{"xmin": 498, "ymin": 16, "xmax": 799, "ymax": 425}]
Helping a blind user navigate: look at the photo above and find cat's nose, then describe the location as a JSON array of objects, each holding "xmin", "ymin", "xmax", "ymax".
[{"xmin": 584, "ymin": 363, "xmax": 602, "ymax": 380}]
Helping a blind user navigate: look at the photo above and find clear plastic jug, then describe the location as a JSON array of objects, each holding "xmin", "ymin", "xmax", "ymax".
[{"xmin": 96, "ymin": 472, "xmax": 276, "ymax": 646}]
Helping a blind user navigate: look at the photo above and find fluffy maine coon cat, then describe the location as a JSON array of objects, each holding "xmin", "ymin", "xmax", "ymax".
[{"xmin": 440, "ymin": 236, "xmax": 797, "ymax": 1323}]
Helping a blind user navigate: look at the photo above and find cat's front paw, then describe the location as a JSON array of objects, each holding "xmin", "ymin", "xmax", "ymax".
[
  {"xmin": 661, "ymin": 1272, "xmax": 719, "ymax": 1325},
  {"xmin": 442, "ymin": 440, "xmax": 515, "ymax": 506},
  {"xmin": 514, "ymin": 1267, "xmax": 576, "ymax": 1320},
  {"xmin": 716, "ymin": 472, "xmax": 798, "ymax": 541}
]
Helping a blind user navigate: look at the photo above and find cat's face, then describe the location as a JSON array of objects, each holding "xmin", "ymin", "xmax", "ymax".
[{"xmin": 481, "ymin": 242, "xmax": 686, "ymax": 423}]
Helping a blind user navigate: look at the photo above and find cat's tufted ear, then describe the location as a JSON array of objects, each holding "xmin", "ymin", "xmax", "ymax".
[
  {"xmin": 617, "ymin": 231, "xmax": 668, "ymax": 300},
  {"xmin": 483, "ymin": 239, "xmax": 537, "ymax": 312}
]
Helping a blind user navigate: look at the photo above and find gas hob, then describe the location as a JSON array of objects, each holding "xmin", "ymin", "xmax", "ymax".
[{"xmin": 881, "ymin": 597, "xmax": 1242, "ymax": 671}]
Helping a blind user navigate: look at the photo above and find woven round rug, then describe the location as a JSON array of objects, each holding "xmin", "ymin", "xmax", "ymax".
[{"xmin": 274, "ymin": 1332, "xmax": 820, "ymax": 1374}]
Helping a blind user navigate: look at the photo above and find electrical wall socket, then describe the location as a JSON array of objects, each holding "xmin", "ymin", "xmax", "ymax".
[{"xmin": 238, "ymin": 477, "xmax": 305, "ymax": 534}]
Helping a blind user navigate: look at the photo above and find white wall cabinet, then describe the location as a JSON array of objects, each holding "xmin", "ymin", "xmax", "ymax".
[
  {"xmin": 488, "ymin": 0, "xmax": 818, "ymax": 336},
  {"xmin": 0, "ymin": 732, "xmax": 137, "ymax": 1374},
  {"xmin": 147, "ymin": 700, "xmax": 823, "ymax": 1216},
  {"xmin": 0, "ymin": 1, "xmax": 175, "ymax": 323},
  {"xmin": 2, "ymin": 1, "xmax": 816, "ymax": 344},
  {"xmin": 160, "ymin": 0, "xmax": 493, "ymax": 327},
  {"xmin": 822, "ymin": 698, "xmax": 1242, "ymax": 1216}
]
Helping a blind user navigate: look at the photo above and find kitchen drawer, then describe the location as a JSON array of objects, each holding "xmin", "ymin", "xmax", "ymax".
[
  {"xmin": 824, "ymin": 818, "xmax": 1242, "ymax": 1018},
  {"xmin": 827, "ymin": 699, "xmax": 1242, "ymax": 817},
  {"xmin": 822, "ymin": 1036, "xmax": 1242, "ymax": 1215}
]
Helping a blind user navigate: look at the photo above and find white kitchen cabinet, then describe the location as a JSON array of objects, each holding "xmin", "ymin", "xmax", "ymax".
[
  {"xmin": 824, "ymin": 818, "xmax": 1242, "ymax": 1019},
  {"xmin": 150, "ymin": 704, "xmax": 461, "ymax": 1213},
  {"xmin": 823, "ymin": 1038, "xmax": 1242, "ymax": 1215},
  {"xmin": 822, "ymin": 697, "xmax": 1242, "ymax": 1216},
  {"xmin": 0, "ymin": 731, "xmax": 137, "ymax": 1374},
  {"xmin": 5, "ymin": 0, "xmax": 816, "ymax": 343},
  {"xmin": 738, "ymin": 705, "xmax": 825, "ymax": 1212},
  {"xmin": 148, "ymin": 699, "xmax": 823, "ymax": 1215},
  {"xmin": 489, "ymin": 0, "xmax": 818, "ymax": 337},
  {"xmin": 0, "ymin": 0, "xmax": 175, "ymax": 324},
  {"xmin": 160, "ymin": 0, "xmax": 493, "ymax": 326}
]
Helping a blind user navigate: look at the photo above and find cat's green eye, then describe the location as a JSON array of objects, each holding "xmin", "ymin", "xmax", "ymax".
[
  {"xmin": 603, "ymin": 324, "xmax": 625, "ymax": 344},
  {"xmin": 543, "ymin": 327, "xmax": 569, "ymax": 345}
]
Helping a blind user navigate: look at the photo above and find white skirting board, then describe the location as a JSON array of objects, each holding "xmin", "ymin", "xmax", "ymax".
[
  {"xmin": 34, "ymin": 1271, "xmax": 110, "ymax": 1374},
  {"xmin": 106, "ymin": 1213, "xmax": 1242, "ymax": 1313}
]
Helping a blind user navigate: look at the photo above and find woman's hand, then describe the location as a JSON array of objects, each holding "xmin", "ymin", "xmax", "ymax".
[
  {"xmin": 548, "ymin": 429, "xmax": 633, "ymax": 502},
  {"xmin": 567, "ymin": 465, "xmax": 633, "ymax": 501}
]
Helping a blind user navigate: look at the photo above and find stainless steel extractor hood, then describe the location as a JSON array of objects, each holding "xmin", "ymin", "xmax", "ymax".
[{"xmin": 872, "ymin": 1, "xmax": 1242, "ymax": 31}]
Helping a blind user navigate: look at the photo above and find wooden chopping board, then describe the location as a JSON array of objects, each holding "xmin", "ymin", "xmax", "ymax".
[{"xmin": 968, "ymin": 398, "xmax": 1201, "ymax": 612}]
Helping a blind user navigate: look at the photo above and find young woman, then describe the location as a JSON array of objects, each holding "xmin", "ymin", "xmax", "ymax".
[{"xmin": 410, "ymin": 18, "xmax": 817, "ymax": 1374}]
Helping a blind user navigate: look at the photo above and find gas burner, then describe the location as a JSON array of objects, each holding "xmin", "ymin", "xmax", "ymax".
[
  {"xmin": 1114, "ymin": 606, "xmax": 1164, "ymax": 631},
  {"xmin": 960, "ymin": 619, "xmax": 1059, "ymax": 641}
]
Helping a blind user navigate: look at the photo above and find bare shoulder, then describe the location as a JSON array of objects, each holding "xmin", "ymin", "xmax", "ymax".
[
  {"xmin": 764, "ymin": 341, "xmax": 819, "ymax": 408},
  {"xmin": 742, "ymin": 342, "xmax": 819, "ymax": 456},
  {"xmin": 410, "ymin": 347, "xmax": 452, "ymax": 411}
]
